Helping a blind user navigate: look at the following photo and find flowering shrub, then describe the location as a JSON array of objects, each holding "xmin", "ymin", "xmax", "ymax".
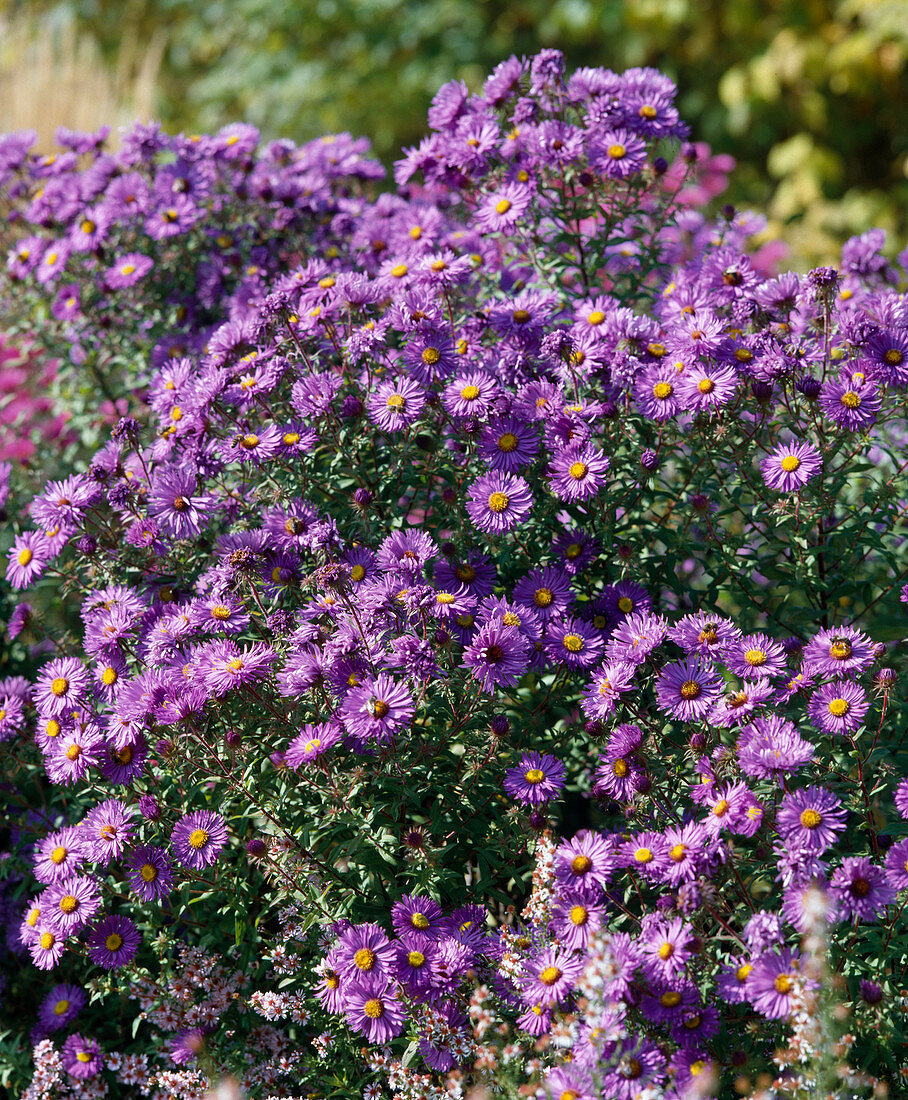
[{"xmin": 2, "ymin": 49, "xmax": 908, "ymax": 1100}]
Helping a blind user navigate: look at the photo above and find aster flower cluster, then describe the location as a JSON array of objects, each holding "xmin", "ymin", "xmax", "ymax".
[{"xmin": 1, "ymin": 47, "xmax": 908, "ymax": 1100}]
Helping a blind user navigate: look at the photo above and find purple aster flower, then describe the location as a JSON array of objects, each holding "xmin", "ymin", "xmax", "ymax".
[
  {"xmin": 550, "ymin": 890, "xmax": 605, "ymax": 951},
  {"xmin": 200, "ymin": 641, "xmax": 276, "ymax": 697},
  {"xmin": 737, "ymin": 716, "xmax": 815, "ymax": 780},
  {"xmin": 463, "ymin": 620, "xmax": 529, "ymax": 692},
  {"xmin": 344, "ymin": 979, "xmax": 405, "ymax": 1043},
  {"xmin": 442, "ymin": 370, "xmax": 500, "ymax": 419},
  {"xmin": 883, "ymin": 839, "xmax": 908, "ymax": 892},
  {"xmin": 86, "ymin": 915, "xmax": 140, "ymax": 969},
  {"xmin": 376, "ymin": 529, "xmax": 437, "ymax": 577},
  {"xmin": 726, "ymin": 633, "xmax": 788, "ymax": 679},
  {"xmin": 801, "ymin": 625, "xmax": 875, "ymax": 677},
  {"xmin": 593, "ymin": 749, "xmax": 644, "ymax": 803},
  {"xmin": 336, "ymin": 923, "xmax": 395, "ymax": 983},
  {"xmin": 580, "ymin": 660, "xmax": 636, "ymax": 721},
  {"xmin": 543, "ymin": 615, "xmax": 605, "ymax": 669},
  {"xmin": 749, "ymin": 948, "xmax": 811, "ymax": 1020},
  {"xmin": 7, "ymin": 601, "xmax": 33, "ymax": 640},
  {"xmin": 44, "ymin": 875, "xmax": 102, "ymax": 935},
  {"xmin": 148, "ymin": 467, "xmax": 209, "ymax": 539},
  {"xmin": 33, "ymin": 657, "xmax": 89, "ymax": 718},
  {"xmin": 590, "ymin": 129, "xmax": 647, "ymax": 178},
  {"xmin": 709, "ymin": 678, "xmax": 776, "ymax": 727},
  {"xmin": 512, "ymin": 566, "xmax": 573, "ymax": 623},
  {"xmin": 776, "ymin": 786, "xmax": 847, "ymax": 855},
  {"xmin": 634, "ymin": 363, "xmax": 683, "ymax": 420},
  {"xmin": 367, "ymin": 377, "xmax": 425, "ymax": 432},
  {"xmin": 541, "ymin": 1066, "xmax": 595, "ymax": 1100},
  {"xmin": 676, "ymin": 362, "xmax": 739, "ymax": 412},
  {"xmin": 33, "ymin": 826, "xmax": 87, "ymax": 884},
  {"xmin": 61, "ymin": 1033, "xmax": 102, "ymax": 1079},
  {"xmin": 81, "ymin": 798, "xmax": 135, "ymax": 865},
  {"xmin": 547, "ymin": 443, "xmax": 610, "ymax": 502},
  {"xmin": 640, "ymin": 917, "xmax": 696, "ymax": 979},
  {"xmin": 39, "ymin": 983, "xmax": 86, "ymax": 1032},
  {"xmin": 553, "ymin": 830, "xmax": 617, "ymax": 889},
  {"xmin": 340, "ymin": 673, "xmax": 414, "ymax": 749},
  {"xmin": 503, "ymin": 751, "xmax": 565, "ymax": 805},
  {"xmin": 171, "ymin": 810, "xmax": 228, "ymax": 870},
  {"xmin": 391, "ymin": 894, "xmax": 445, "ymax": 942},
  {"xmin": 434, "ymin": 551, "xmax": 497, "ymax": 598},
  {"xmin": 29, "ymin": 923, "xmax": 67, "ymax": 969},
  {"xmin": 807, "ymin": 679, "xmax": 870, "ymax": 736},
  {"xmin": 285, "ymin": 722, "xmax": 342, "ymax": 768},
  {"xmin": 124, "ymin": 845, "xmax": 174, "ymax": 901},
  {"xmin": 606, "ymin": 610, "xmax": 667, "ymax": 665},
  {"xmin": 476, "ymin": 416, "xmax": 540, "ymax": 472},
  {"xmin": 760, "ymin": 441, "xmax": 823, "ymax": 492},
  {"xmin": 466, "ymin": 472, "xmax": 533, "ymax": 534},
  {"xmin": 819, "ymin": 372, "xmax": 881, "ymax": 430},
  {"xmin": 48, "ymin": 725, "xmax": 105, "ymax": 785},
  {"xmin": 716, "ymin": 956, "xmax": 756, "ymax": 1004},
  {"xmin": 655, "ymin": 658, "xmax": 724, "ymax": 721},
  {"xmin": 314, "ymin": 957, "xmax": 346, "ymax": 1013},
  {"xmin": 661, "ymin": 822, "xmax": 713, "ymax": 887},
  {"xmin": 105, "ymin": 252, "xmax": 153, "ymax": 289},
  {"xmin": 521, "ymin": 947, "xmax": 583, "ymax": 1006},
  {"xmin": 475, "ymin": 182, "xmax": 535, "ymax": 232},
  {"xmin": 829, "ymin": 857, "xmax": 896, "ymax": 923}
]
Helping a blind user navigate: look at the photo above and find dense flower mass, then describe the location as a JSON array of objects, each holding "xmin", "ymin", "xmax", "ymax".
[{"xmin": 1, "ymin": 47, "xmax": 908, "ymax": 1100}]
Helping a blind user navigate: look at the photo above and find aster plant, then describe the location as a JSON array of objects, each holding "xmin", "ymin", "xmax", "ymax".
[{"xmin": 1, "ymin": 47, "xmax": 908, "ymax": 1100}]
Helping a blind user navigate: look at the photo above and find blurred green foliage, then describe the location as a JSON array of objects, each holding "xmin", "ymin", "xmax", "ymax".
[{"xmin": 9, "ymin": 0, "xmax": 908, "ymax": 266}]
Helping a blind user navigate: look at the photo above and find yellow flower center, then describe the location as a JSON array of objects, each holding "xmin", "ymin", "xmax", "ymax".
[
  {"xmin": 495, "ymin": 198, "xmax": 512, "ymax": 215},
  {"xmin": 54, "ymin": 999, "xmax": 70, "ymax": 1015},
  {"xmin": 658, "ymin": 942, "xmax": 674, "ymax": 960},
  {"xmin": 211, "ymin": 605, "xmax": 231, "ymax": 621},
  {"xmin": 502, "ymin": 611, "xmax": 520, "ymax": 626},
  {"xmin": 587, "ymin": 310, "xmax": 606, "ymax": 325},
  {"xmin": 40, "ymin": 932, "xmax": 55, "ymax": 950},
  {"xmin": 533, "ymin": 587, "xmax": 553, "ymax": 608},
  {"xmin": 121, "ymin": 263, "xmax": 136, "ymax": 275},
  {"xmin": 713, "ymin": 799, "xmax": 730, "ymax": 818},
  {"xmin": 386, "ymin": 393, "xmax": 406, "ymax": 410},
  {"xmin": 571, "ymin": 854, "xmax": 592, "ymax": 874},
  {"xmin": 497, "ymin": 431, "xmax": 519, "ymax": 453},
  {"xmin": 364, "ymin": 997, "xmax": 384, "ymax": 1018},
  {"xmin": 697, "ymin": 378, "xmax": 715, "ymax": 393},
  {"xmin": 569, "ymin": 905, "xmax": 588, "ymax": 926},
  {"xmin": 318, "ymin": 276, "xmax": 335, "ymax": 289},
  {"xmin": 780, "ymin": 455, "xmax": 801, "ymax": 472},
  {"xmin": 461, "ymin": 384, "xmax": 481, "ymax": 401},
  {"xmin": 51, "ymin": 677, "xmax": 69, "ymax": 697},
  {"xmin": 608, "ymin": 143, "xmax": 627, "ymax": 159},
  {"xmin": 188, "ymin": 828, "xmax": 209, "ymax": 850},
  {"xmin": 105, "ymin": 933, "xmax": 124, "ymax": 951},
  {"xmin": 487, "ymin": 491, "xmax": 509, "ymax": 513},
  {"xmin": 736, "ymin": 963, "xmax": 753, "ymax": 983},
  {"xmin": 283, "ymin": 432, "xmax": 300, "ymax": 445},
  {"xmin": 680, "ymin": 679, "xmax": 701, "ymax": 699},
  {"xmin": 660, "ymin": 990, "xmax": 682, "ymax": 1007},
  {"xmin": 830, "ymin": 640, "xmax": 852, "ymax": 660},
  {"xmin": 18, "ymin": 548, "xmax": 33, "ymax": 566},
  {"xmin": 140, "ymin": 863, "xmax": 158, "ymax": 882},
  {"xmin": 800, "ymin": 809, "xmax": 822, "ymax": 829},
  {"xmin": 422, "ymin": 347, "xmax": 441, "ymax": 365},
  {"xmin": 350, "ymin": 564, "xmax": 366, "ymax": 582},
  {"xmin": 744, "ymin": 648, "xmax": 767, "ymax": 666},
  {"xmin": 51, "ymin": 846, "xmax": 68, "ymax": 864},
  {"xmin": 639, "ymin": 104, "xmax": 658, "ymax": 119},
  {"xmin": 562, "ymin": 633, "xmax": 584, "ymax": 653},
  {"xmin": 65, "ymin": 744, "xmax": 82, "ymax": 761},
  {"xmin": 568, "ymin": 461, "xmax": 588, "ymax": 480},
  {"xmin": 76, "ymin": 1052, "xmax": 92, "ymax": 1063},
  {"xmin": 883, "ymin": 348, "xmax": 903, "ymax": 366},
  {"xmin": 512, "ymin": 309, "xmax": 531, "ymax": 324},
  {"xmin": 390, "ymin": 263, "xmax": 408, "ymax": 278},
  {"xmin": 634, "ymin": 847, "xmax": 653, "ymax": 863},
  {"xmin": 354, "ymin": 947, "xmax": 376, "ymax": 970},
  {"xmin": 653, "ymin": 382, "xmax": 673, "ymax": 399},
  {"xmin": 774, "ymin": 974, "xmax": 793, "ymax": 995},
  {"xmin": 539, "ymin": 965, "xmax": 562, "ymax": 986},
  {"xmin": 407, "ymin": 950, "xmax": 426, "ymax": 967},
  {"xmin": 670, "ymin": 843, "xmax": 687, "ymax": 862},
  {"xmin": 524, "ymin": 768, "xmax": 545, "ymax": 784},
  {"xmin": 59, "ymin": 895, "xmax": 78, "ymax": 914},
  {"xmin": 828, "ymin": 698, "xmax": 849, "ymax": 717},
  {"xmin": 840, "ymin": 391, "xmax": 861, "ymax": 409},
  {"xmin": 411, "ymin": 912, "xmax": 430, "ymax": 929}
]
